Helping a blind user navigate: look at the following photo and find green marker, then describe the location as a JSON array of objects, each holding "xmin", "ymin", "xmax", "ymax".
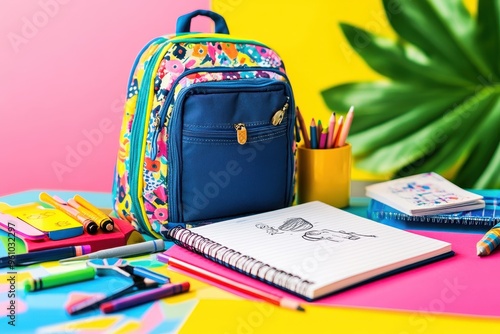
[{"xmin": 24, "ymin": 266, "xmax": 96, "ymax": 292}]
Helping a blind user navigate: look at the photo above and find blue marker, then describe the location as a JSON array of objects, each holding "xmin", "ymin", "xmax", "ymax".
[{"xmin": 0, "ymin": 245, "xmax": 91, "ymax": 268}]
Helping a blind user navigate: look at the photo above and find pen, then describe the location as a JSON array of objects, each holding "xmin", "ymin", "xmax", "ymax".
[
  {"xmin": 100, "ymin": 281, "xmax": 190, "ymax": 313},
  {"xmin": 476, "ymin": 221, "xmax": 500, "ymax": 256},
  {"xmin": 0, "ymin": 245, "xmax": 91, "ymax": 268},
  {"xmin": 166, "ymin": 256, "xmax": 304, "ymax": 311},
  {"xmin": 73, "ymin": 194, "xmax": 114, "ymax": 232},
  {"xmin": 24, "ymin": 266, "xmax": 96, "ymax": 292},
  {"xmin": 59, "ymin": 239, "xmax": 166, "ymax": 263},
  {"xmin": 39, "ymin": 192, "xmax": 98, "ymax": 235}
]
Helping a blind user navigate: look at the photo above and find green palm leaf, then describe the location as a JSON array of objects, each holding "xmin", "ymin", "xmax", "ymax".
[
  {"xmin": 382, "ymin": 0, "xmax": 490, "ymax": 80},
  {"xmin": 322, "ymin": 0, "xmax": 500, "ymax": 188},
  {"xmin": 477, "ymin": 0, "xmax": 500, "ymax": 78}
]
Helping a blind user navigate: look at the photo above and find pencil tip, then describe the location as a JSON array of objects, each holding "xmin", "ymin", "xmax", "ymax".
[{"xmin": 297, "ymin": 305, "xmax": 305, "ymax": 312}]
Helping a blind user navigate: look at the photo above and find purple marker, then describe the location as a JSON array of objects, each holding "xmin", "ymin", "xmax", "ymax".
[{"xmin": 100, "ymin": 282, "xmax": 190, "ymax": 313}]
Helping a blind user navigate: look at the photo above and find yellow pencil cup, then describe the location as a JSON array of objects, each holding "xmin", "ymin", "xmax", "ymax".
[{"xmin": 297, "ymin": 143, "xmax": 352, "ymax": 208}]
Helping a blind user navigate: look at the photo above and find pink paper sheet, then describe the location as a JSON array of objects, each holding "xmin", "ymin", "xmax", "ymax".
[{"xmin": 159, "ymin": 230, "xmax": 500, "ymax": 317}]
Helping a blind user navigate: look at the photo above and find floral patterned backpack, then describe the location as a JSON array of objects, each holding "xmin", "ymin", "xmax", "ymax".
[{"xmin": 112, "ymin": 10, "xmax": 296, "ymax": 239}]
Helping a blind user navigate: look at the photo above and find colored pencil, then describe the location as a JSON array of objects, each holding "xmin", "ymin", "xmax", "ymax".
[
  {"xmin": 316, "ymin": 120, "xmax": 323, "ymax": 144},
  {"xmin": 100, "ymin": 282, "xmax": 190, "ymax": 313},
  {"xmin": 333, "ymin": 115, "xmax": 344, "ymax": 148},
  {"xmin": 310, "ymin": 118, "xmax": 318, "ymax": 149},
  {"xmin": 319, "ymin": 128, "xmax": 328, "ymax": 149},
  {"xmin": 167, "ymin": 256, "xmax": 304, "ymax": 311},
  {"xmin": 296, "ymin": 107, "xmax": 310, "ymax": 148},
  {"xmin": 336, "ymin": 106, "xmax": 354, "ymax": 147},
  {"xmin": 326, "ymin": 112, "xmax": 336, "ymax": 149},
  {"xmin": 477, "ymin": 222, "xmax": 500, "ymax": 256}
]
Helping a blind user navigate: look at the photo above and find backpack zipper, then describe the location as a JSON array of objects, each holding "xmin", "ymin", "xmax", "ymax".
[
  {"xmin": 128, "ymin": 41, "xmax": 174, "ymax": 238},
  {"xmin": 149, "ymin": 68, "xmax": 290, "ymax": 159}
]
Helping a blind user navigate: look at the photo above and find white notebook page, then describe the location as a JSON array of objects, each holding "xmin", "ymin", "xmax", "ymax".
[{"xmin": 189, "ymin": 201, "xmax": 452, "ymax": 299}]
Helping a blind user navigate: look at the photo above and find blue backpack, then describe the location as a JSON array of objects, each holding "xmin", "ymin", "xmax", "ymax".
[{"xmin": 112, "ymin": 10, "xmax": 296, "ymax": 238}]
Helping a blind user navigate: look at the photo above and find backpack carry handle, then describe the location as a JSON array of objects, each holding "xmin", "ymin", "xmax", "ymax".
[{"xmin": 176, "ymin": 10, "xmax": 230, "ymax": 34}]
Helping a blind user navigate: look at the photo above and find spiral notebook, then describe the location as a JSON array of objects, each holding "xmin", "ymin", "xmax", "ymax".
[
  {"xmin": 367, "ymin": 189, "xmax": 500, "ymax": 228},
  {"xmin": 161, "ymin": 201, "xmax": 453, "ymax": 300},
  {"xmin": 365, "ymin": 172, "xmax": 485, "ymax": 216}
]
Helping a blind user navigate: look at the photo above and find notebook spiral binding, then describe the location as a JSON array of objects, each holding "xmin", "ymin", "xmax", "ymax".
[
  {"xmin": 166, "ymin": 226, "xmax": 314, "ymax": 297},
  {"xmin": 369, "ymin": 211, "xmax": 499, "ymax": 227}
]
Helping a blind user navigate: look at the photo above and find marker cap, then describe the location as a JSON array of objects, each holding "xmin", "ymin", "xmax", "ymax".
[{"xmin": 81, "ymin": 245, "xmax": 92, "ymax": 255}]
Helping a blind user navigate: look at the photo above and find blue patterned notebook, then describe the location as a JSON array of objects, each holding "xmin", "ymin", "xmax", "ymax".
[{"xmin": 367, "ymin": 189, "xmax": 500, "ymax": 228}]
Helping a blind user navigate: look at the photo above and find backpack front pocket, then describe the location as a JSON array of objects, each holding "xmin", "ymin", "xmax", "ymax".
[{"xmin": 168, "ymin": 79, "xmax": 294, "ymax": 222}]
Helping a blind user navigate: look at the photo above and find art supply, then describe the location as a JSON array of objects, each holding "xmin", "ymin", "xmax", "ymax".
[
  {"xmin": 67, "ymin": 258, "xmax": 160, "ymax": 315},
  {"xmin": 326, "ymin": 112, "xmax": 336, "ymax": 149},
  {"xmin": 332, "ymin": 115, "xmax": 343, "ymax": 148},
  {"xmin": 66, "ymin": 198, "xmax": 103, "ymax": 234},
  {"xmin": 365, "ymin": 172, "xmax": 485, "ymax": 216},
  {"xmin": 335, "ymin": 106, "xmax": 354, "ymax": 147},
  {"xmin": 318, "ymin": 128, "xmax": 328, "ymax": 149},
  {"xmin": 316, "ymin": 119, "xmax": 323, "ymax": 144},
  {"xmin": 296, "ymin": 107, "xmax": 310, "ymax": 148},
  {"xmin": 73, "ymin": 194, "xmax": 114, "ymax": 232},
  {"xmin": 0, "ymin": 245, "xmax": 91, "ymax": 268},
  {"xmin": 100, "ymin": 281, "xmax": 191, "ymax": 313},
  {"xmin": 165, "ymin": 255, "xmax": 303, "ymax": 311},
  {"xmin": 39, "ymin": 192, "xmax": 97, "ymax": 235},
  {"xmin": 309, "ymin": 118, "xmax": 318, "ymax": 149},
  {"xmin": 0, "ymin": 212, "xmax": 45, "ymax": 240},
  {"xmin": 303, "ymin": 107, "xmax": 352, "ymax": 150},
  {"xmin": 24, "ymin": 266, "xmax": 96, "ymax": 292},
  {"xmin": 160, "ymin": 230, "xmax": 500, "ymax": 318},
  {"xmin": 88, "ymin": 258, "xmax": 170, "ymax": 284},
  {"xmin": 60, "ymin": 239, "xmax": 165, "ymax": 263},
  {"xmin": 161, "ymin": 201, "xmax": 453, "ymax": 300},
  {"xmin": 14, "ymin": 217, "xmax": 145, "ymax": 253},
  {"xmin": 294, "ymin": 115, "xmax": 301, "ymax": 142},
  {"xmin": 476, "ymin": 221, "xmax": 500, "ymax": 256},
  {"xmin": 2, "ymin": 201, "xmax": 83, "ymax": 240}
]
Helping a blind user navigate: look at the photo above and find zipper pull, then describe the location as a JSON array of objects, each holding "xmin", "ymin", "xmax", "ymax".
[
  {"xmin": 271, "ymin": 97, "xmax": 290, "ymax": 126},
  {"xmin": 234, "ymin": 123, "xmax": 247, "ymax": 145}
]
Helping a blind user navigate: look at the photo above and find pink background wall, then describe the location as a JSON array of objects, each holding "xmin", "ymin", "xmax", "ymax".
[{"xmin": 0, "ymin": 0, "xmax": 210, "ymax": 196}]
